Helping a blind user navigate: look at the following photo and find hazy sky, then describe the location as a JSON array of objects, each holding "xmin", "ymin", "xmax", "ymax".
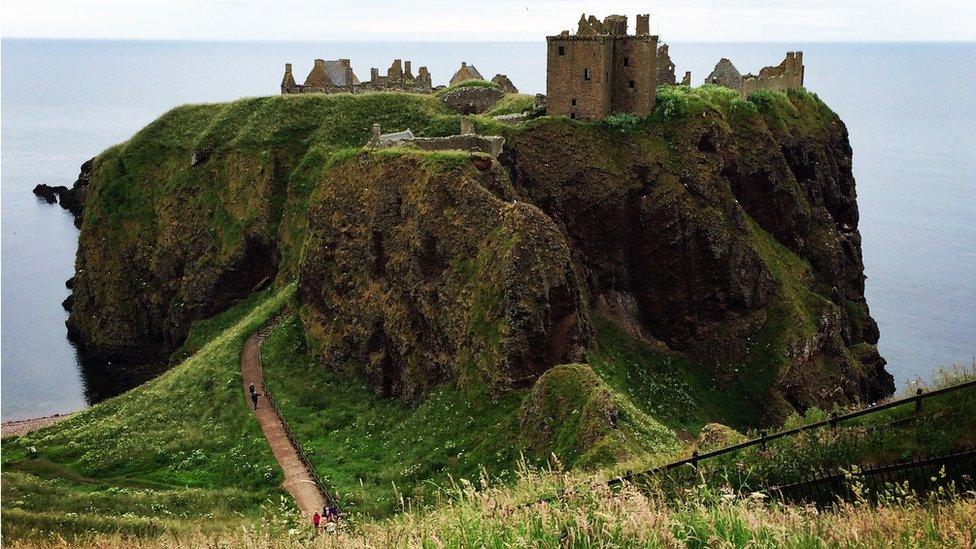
[{"xmin": 3, "ymin": 0, "xmax": 975, "ymax": 41}]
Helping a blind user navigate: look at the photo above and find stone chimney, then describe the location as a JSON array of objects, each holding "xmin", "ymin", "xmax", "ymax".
[
  {"xmin": 636, "ymin": 14, "xmax": 650, "ymax": 35},
  {"xmin": 461, "ymin": 61, "xmax": 467, "ymax": 68},
  {"xmin": 404, "ymin": 60, "xmax": 413, "ymax": 79},
  {"xmin": 460, "ymin": 118, "xmax": 474, "ymax": 135},
  {"xmin": 281, "ymin": 63, "xmax": 297, "ymax": 91},
  {"xmin": 681, "ymin": 71, "xmax": 692, "ymax": 86},
  {"xmin": 314, "ymin": 59, "xmax": 325, "ymax": 69},
  {"xmin": 345, "ymin": 66, "xmax": 355, "ymax": 90}
]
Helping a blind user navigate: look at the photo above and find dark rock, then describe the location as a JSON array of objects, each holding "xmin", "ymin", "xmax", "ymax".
[
  {"xmin": 61, "ymin": 294, "xmax": 74, "ymax": 311},
  {"xmin": 33, "ymin": 184, "xmax": 63, "ymax": 204}
]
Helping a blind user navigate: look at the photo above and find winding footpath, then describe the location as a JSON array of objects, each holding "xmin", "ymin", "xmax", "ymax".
[{"xmin": 242, "ymin": 315, "xmax": 327, "ymax": 517}]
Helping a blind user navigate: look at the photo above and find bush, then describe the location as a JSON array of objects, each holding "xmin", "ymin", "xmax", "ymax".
[{"xmin": 603, "ymin": 113, "xmax": 642, "ymax": 133}]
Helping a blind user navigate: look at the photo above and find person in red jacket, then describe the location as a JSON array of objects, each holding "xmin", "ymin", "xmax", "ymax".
[{"xmin": 312, "ymin": 511, "xmax": 321, "ymax": 533}]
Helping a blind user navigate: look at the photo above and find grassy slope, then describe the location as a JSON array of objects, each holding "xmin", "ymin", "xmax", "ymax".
[
  {"xmin": 3, "ymin": 87, "xmax": 925, "ymax": 544},
  {"xmin": 260, "ymin": 311, "xmax": 678, "ymax": 519},
  {"xmin": 1, "ymin": 287, "xmax": 294, "ymax": 540}
]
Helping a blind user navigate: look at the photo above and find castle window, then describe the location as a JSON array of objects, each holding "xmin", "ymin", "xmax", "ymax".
[
  {"xmin": 571, "ymin": 99, "xmax": 577, "ymax": 106},
  {"xmin": 570, "ymin": 112, "xmax": 577, "ymax": 120},
  {"xmin": 624, "ymin": 57, "xmax": 629, "ymax": 67},
  {"xmin": 583, "ymin": 68, "xmax": 591, "ymax": 81},
  {"xmin": 558, "ymin": 45, "xmax": 565, "ymax": 56},
  {"xmin": 629, "ymin": 80, "xmax": 635, "ymax": 89}
]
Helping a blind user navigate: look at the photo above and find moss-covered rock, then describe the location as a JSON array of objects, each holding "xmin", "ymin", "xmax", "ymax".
[
  {"xmin": 63, "ymin": 87, "xmax": 893, "ymax": 424},
  {"xmin": 298, "ymin": 151, "xmax": 586, "ymax": 399}
]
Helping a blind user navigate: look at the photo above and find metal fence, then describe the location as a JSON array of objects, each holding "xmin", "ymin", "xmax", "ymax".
[
  {"xmin": 771, "ymin": 449, "xmax": 976, "ymax": 506},
  {"xmin": 608, "ymin": 379, "xmax": 976, "ymax": 488},
  {"xmin": 257, "ymin": 311, "xmax": 341, "ymax": 510}
]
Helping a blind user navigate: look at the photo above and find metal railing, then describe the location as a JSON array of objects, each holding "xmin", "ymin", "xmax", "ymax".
[
  {"xmin": 255, "ymin": 311, "xmax": 341, "ymax": 511},
  {"xmin": 608, "ymin": 379, "xmax": 976, "ymax": 487}
]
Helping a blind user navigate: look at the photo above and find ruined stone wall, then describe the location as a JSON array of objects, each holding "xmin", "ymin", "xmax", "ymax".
[
  {"xmin": 440, "ymin": 85, "xmax": 505, "ymax": 114},
  {"xmin": 403, "ymin": 135, "xmax": 505, "ymax": 157},
  {"xmin": 611, "ymin": 35, "xmax": 657, "ymax": 116},
  {"xmin": 656, "ymin": 43, "xmax": 676, "ymax": 86},
  {"xmin": 740, "ymin": 52, "xmax": 804, "ymax": 97},
  {"xmin": 546, "ymin": 35, "xmax": 613, "ymax": 120},
  {"xmin": 706, "ymin": 58, "xmax": 743, "ymax": 90}
]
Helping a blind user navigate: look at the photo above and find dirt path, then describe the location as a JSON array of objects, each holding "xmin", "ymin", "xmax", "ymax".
[{"xmin": 242, "ymin": 316, "xmax": 327, "ymax": 518}]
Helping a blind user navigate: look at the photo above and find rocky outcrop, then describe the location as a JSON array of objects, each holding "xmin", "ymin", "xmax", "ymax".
[
  {"xmin": 298, "ymin": 153, "xmax": 586, "ymax": 399},
  {"xmin": 60, "ymin": 91, "xmax": 892, "ymax": 421}
]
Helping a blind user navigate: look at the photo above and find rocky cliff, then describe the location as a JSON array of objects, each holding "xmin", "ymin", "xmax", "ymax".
[{"xmin": 60, "ymin": 88, "xmax": 893, "ymax": 423}]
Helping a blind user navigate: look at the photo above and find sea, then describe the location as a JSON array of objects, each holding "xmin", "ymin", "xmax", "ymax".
[{"xmin": 2, "ymin": 40, "xmax": 974, "ymax": 421}]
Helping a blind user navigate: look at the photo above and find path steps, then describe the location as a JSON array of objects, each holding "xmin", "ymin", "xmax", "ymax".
[{"xmin": 242, "ymin": 312, "xmax": 327, "ymax": 517}]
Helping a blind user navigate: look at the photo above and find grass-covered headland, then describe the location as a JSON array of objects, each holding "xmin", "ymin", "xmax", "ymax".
[{"xmin": 4, "ymin": 86, "xmax": 973, "ymax": 546}]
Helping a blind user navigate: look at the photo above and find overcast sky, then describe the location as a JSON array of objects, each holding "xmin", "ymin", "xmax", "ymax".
[{"xmin": 3, "ymin": 0, "xmax": 975, "ymax": 41}]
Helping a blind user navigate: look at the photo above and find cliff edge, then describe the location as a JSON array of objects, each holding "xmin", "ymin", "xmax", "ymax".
[{"xmin": 60, "ymin": 87, "xmax": 893, "ymax": 425}]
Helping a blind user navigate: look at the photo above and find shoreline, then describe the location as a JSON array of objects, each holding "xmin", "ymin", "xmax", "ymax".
[{"xmin": 1, "ymin": 412, "xmax": 75, "ymax": 438}]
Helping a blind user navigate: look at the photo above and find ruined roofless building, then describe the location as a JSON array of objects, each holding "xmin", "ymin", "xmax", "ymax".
[
  {"xmin": 281, "ymin": 58, "xmax": 433, "ymax": 95},
  {"xmin": 547, "ymin": 13, "xmax": 658, "ymax": 120},
  {"xmin": 282, "ymin": 59, "xmax": 360, "ymax": 94}
]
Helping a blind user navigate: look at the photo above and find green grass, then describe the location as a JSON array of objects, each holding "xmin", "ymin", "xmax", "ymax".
[
  {"xmin": 260, "ymin": 311, "xmax": 680, "ymax": 519},
  {"xmin": 259, "ymin": 311, "xmax": 528, "ymax": 518},
  {"xmin": 1, "ymin": 286, "xmax": 296, "ymax": 540},
  {"xmin": 485, "ymin": 93, "xmax": 535, "ymax": 116},
  {"xmin": 433, "ymin": 79, "xmax": 500, "ymax": 97},
  {"xmin": 652, "ymin": 365, "xmax": 976, "ymax": 495}
]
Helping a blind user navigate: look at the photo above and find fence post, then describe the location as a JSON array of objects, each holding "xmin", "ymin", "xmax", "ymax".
[
  {"xmin": 690, "ymin": 451, "xmax": 699, "ymax": 468},
  {"xmin": 759, "ymin": 430, "xmax": 768, "ymax": 450},
  {"xmin": 829, "ymin": 411, "xmax": 837, "ymax": 429},
  {"xmin": 915, "ymin": 387, "xmax": 924, "ymax": 415}
]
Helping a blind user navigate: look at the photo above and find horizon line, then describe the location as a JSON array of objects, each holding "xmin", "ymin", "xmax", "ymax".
[{"xmin": 3, "ymin": 36, "xmax": 976, "ymax": 44}]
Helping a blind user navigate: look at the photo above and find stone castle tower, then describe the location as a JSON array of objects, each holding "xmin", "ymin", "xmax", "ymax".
[{"xmin": 546, "ymin": 13, "xmax": 658, "ymax": 120}]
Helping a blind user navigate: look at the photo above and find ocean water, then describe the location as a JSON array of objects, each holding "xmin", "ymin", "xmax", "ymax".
[{"xmin": 2, "ymin": 40, "xmax": 974, "ymax": 420}]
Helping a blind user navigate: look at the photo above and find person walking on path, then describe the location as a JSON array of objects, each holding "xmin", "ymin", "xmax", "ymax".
[
  {"xmin": 248, "ymin": 383, "xmax": 260, "ymax": 410},
  {"xmin": 312, "ymin": 511, "xmax": 321, "ymax": 533}
]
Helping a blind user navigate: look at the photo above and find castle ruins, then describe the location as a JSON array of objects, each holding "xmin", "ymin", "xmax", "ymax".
[
  {"xmin": 706, "ymin": 52, "xmax": 805, "ymax": 98},
  {"xmin": 546, "ymin": 14, "xmax": 658, "ymax": 120},
  {"xmin": 282, "ymin": 58, "xmax": 433, "ymax": 95}
]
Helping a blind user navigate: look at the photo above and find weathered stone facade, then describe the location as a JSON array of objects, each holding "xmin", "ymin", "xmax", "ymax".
[
  {"xmin": 706, "ymin": 58, "xmax": 742, "ymax": 90},
  {"xmin": 439, "ymin": 85, "xmax": 505, "ymax": 114},
  {"xmin": 281, "ymin": 58, "xmax": 433, "ymax": 95},
  {"xmin": 546, "ymin": 13, "xmax": 658, "ymax": 120},
  {"xmin": 282, "ymin": 59, "xmax": 360, "ymax": 94},
  {"xmin": 705, "ymin": 52, "xmax": 805, "ymax": 97},
  {"xmin": 368, "ymin": 59, "xmax": 433, "ymax": 93},
  {"xmin": 741, "ymin": 51, "xmax": 804, "ymax": 97},
  {"xmin": 491, "ymin": 74, "xmax": 519, "ymax": 93},
  {"xmin": 656, "ymin": 43, "xmax": 676, "ymax": 86},
  {"xmin": 450, "ymin": 62, "xmax": 485, "ymax": 86},
  {"xmin": 680, "ymin": 71, "xmax": 692, "ymax": 86}
]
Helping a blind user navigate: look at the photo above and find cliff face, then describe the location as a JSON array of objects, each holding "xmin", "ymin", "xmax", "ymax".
[
  {"xmin": 62, "ymin": 88, "xmax": 892, "ymax": 422},
  {"xmin": 298, "ymin": 153, "xmax": 586, "ymax": 399}
]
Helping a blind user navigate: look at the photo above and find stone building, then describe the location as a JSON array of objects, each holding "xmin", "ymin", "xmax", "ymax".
[
  {"xmin": 705, "ymin": 52, "xmax": 805, "ymax": 97},
  {"xmin": 367, "ymin": 59, "xmax": 433, "ymax": 93},
  {"xmin": 546, "ymin": 13, "xmax": 659, "ymax": 120},
  {"xmin": 282, "ymin": 59, "xmax": 360, "ymax": 94},
  {"xmin": 281, "ymin": 58, "xmax": 433, "ymax": 95},
  {"xmin": 705, "ymin": 58, "xmax": 742, "ymax": 90},
  {"xmin": 450, "ymin": 62, "xmax": 485, "ymax": 86},
  {"xmin": 656, "ymin": 43, "xmax": 676, "ymax": 86},
  {"xmin": 491, "ymin": 74, "xmax": 519, "ymax": 94}
]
